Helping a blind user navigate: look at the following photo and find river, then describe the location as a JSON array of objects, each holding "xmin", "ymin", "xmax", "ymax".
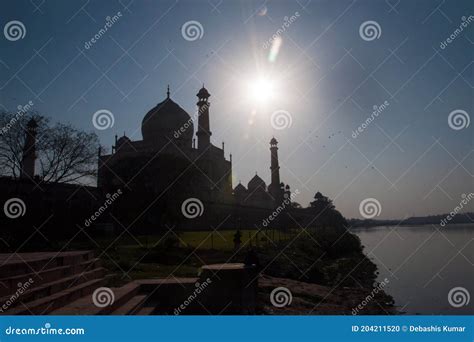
[{"xmin": 353, "ymin": 224, "xmax": 473, "ymax": 315}]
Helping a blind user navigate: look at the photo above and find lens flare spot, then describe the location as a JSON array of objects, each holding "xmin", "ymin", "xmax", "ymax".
[{"xmin": 268, "ymin": 37, "xmax": 282, "ymax": 63}]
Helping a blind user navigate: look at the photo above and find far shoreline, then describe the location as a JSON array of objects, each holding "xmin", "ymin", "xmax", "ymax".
[{"xmin": 349, "ymin": 222, "xmax": 474, "ymax": 230}]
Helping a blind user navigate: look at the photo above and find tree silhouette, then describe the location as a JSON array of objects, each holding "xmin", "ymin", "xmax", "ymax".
[
  {"xmin": 0, "ymin": 112, "xmax": 99, "ymax": 184},
  {"xmin": 310, "ymin": 191, "xmax": 335, "ymax": 211},
  {"xmin": 309, "ymin": 191, "xmax": 346, "ymax": 229}
]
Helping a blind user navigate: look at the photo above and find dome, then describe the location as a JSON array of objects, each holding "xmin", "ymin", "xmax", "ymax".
[
  {"xmin": 141, "ymin": 97, "xmax": 193, "ymax": 148},
  {"xmin": 116, "ymin": 135, "xmax": 132, "ymax": 152},
  {"xmin": 234, "ymin": 182, "xmax": 247, "ymax": 194},
  {"xmin": 115, "ymin": 135, "xmax": 132, "ymax": 147},
  {"xmin": 117, "ymin": 135, "xmax": 130, "ymax": 144},
  {"xmin": 248, "ymin": 174, "xmax": 266, "ymax": 191}
]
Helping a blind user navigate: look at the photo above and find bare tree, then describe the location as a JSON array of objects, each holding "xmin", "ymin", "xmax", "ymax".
[
  {"xmin": 0, "ymin": 111, "xmax": 47, "ymax": 178},
  {"xmin": 39, "ymin": 123, "xmax": 99, "ymax": 183},
  {"xmin": 0, "ymin": 111, "xmax": 100, "ymax": 184}
]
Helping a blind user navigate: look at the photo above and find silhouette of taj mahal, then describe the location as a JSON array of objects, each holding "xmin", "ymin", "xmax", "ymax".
[{"xmin": 98, "ymin": 86, "xmax": 296, "ymax": 230}]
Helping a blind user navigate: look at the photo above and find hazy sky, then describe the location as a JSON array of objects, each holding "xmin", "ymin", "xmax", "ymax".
[{"xmin": 1, "ymin": 0, "xmax": 472, "ymax": 219}]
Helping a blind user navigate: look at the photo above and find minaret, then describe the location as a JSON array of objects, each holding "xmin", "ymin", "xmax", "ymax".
[
  {"xmin": 270, "ymin": 137, "xmax": 280, "ymax": 187},
  {"xmin": 268, "ymin": 137, "xmax": 282, "ymax": 202},
  {"xmin": 20, "ymin": 118, "xmax": 38, "ymax": 179},
  {"xmin": 196, "ymin": 86, "xmax": 211, "ymax": 150}
]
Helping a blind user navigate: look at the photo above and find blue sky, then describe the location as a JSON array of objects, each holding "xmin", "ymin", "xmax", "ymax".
[{"xmin": 0, "ymin": 0, "xmax": 473, "ymax": 219}]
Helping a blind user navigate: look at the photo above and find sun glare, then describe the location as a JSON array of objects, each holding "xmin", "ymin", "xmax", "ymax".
[{"xmin": 248, "ymin": 77, "xmax": 275, "ymax": 104}]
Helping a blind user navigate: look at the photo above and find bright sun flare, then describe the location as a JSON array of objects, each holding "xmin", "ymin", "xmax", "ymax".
[{"xmin": 248, "ymin": 77, "xmax": 275, "ymax": 104}]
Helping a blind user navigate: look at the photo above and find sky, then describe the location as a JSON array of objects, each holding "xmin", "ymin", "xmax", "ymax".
[{"xmin": 0, "ymin": 0, "xmax": 473, "ymax": 219}]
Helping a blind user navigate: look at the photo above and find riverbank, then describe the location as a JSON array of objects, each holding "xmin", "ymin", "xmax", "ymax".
[
  {"xmin": 259, "ymin": 275, "xmax": 396, "ymax": 315},
  {"xmin": 251, "ymin": 225, "xmax": 396, "ymax": 314}
]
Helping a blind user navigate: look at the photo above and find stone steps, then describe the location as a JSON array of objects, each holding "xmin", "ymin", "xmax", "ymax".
[
  {"xmin": 0, "ymin": 258, "xmax": 101, "ymax": 297},
  {"xmin": 0, "ymin": 251, "xmax": 110, "ymax": 315},
  {"xmin": 0, "ymin": 254, "xmax": 258, "ymax": 315},
  {"xmin": 111, "ymin": 294, "xmax": 148, "ymax": 315},
  {"xmin": 0, "ymin": 251, "xmax": 94, "ymax": 277},
  {"xmin": 5, "ymin": 277, "xmax": 108, "ymax": 315},
  {"xmin": 0, "ymin": 267, "xmax": 107, "ymax": 306},
  {"xmin": 51, "ymin": 282, "xmax": 140, "ymax": 315},
  {"xmin": 50, "ymin": 279, "xmax": 198, "ymax": 315}
]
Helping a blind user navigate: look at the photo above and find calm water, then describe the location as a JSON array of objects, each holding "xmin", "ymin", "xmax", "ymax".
[{"xmin": 354, "ymin": 224, "xmax": 474, "ymax": 315}]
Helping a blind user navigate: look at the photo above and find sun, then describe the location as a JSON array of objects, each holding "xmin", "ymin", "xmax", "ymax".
[{"xmin": 247, "ymin": 77, "xmax": 275, "ymax": 104}]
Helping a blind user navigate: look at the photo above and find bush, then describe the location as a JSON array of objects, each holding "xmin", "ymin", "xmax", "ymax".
[
  {"xmin": 258, "ymin": 227, "xmax": 367, "ymax": 285},
  {"xmin": 314, "ymin": 226, "xmax": 362, "ymax": 257}
]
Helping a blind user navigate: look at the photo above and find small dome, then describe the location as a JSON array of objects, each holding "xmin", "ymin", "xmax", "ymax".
[
  {"xmin": 248, "ymin": 174, "xmax": 266, "ymax": 190},
  {"xmin": 197, "ymin": 86, "xmax": 210, "ymax": 98},
  {"xmin": 234, "ymin": 182, "xmax": 247, "ymax": 193},
  {"xmin": 314, "ymin": 191, "xmax": 323, "ymax": 199},
  {"xmin": 116, "ymin": 135, "xmax": 132, "ymax": 152},
  {"xmin": 141, "ymin": 97, "xmax": 193, "ymax": 148},
  {"xmin": 270, "ymin": 137, "xmax": 278, "ymax": 145},
  {"xmin": 117, "ymin": 135, "xmax": 131, "ymax": 145}
]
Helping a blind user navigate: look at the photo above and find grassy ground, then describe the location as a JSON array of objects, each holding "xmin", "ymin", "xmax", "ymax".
[
  {"xmin": 60, "ymin": 226, "xmax": 373, "ymax": 288},
  {"xmin": 59, "ymin": 228, "xmax": 296, "ymax": 283},
  {"xmin": 178, "ymin": 229, "xmax": 294, "ymax": 250},
  {"xmin": 78, "ymin": 229, "xmax": 294, "ymax": 250}
]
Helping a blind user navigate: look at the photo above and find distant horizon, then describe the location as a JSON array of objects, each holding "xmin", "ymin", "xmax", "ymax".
[{"xmin": 348, "ymin": 211, "xmax": 474, "ymax": 222}]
